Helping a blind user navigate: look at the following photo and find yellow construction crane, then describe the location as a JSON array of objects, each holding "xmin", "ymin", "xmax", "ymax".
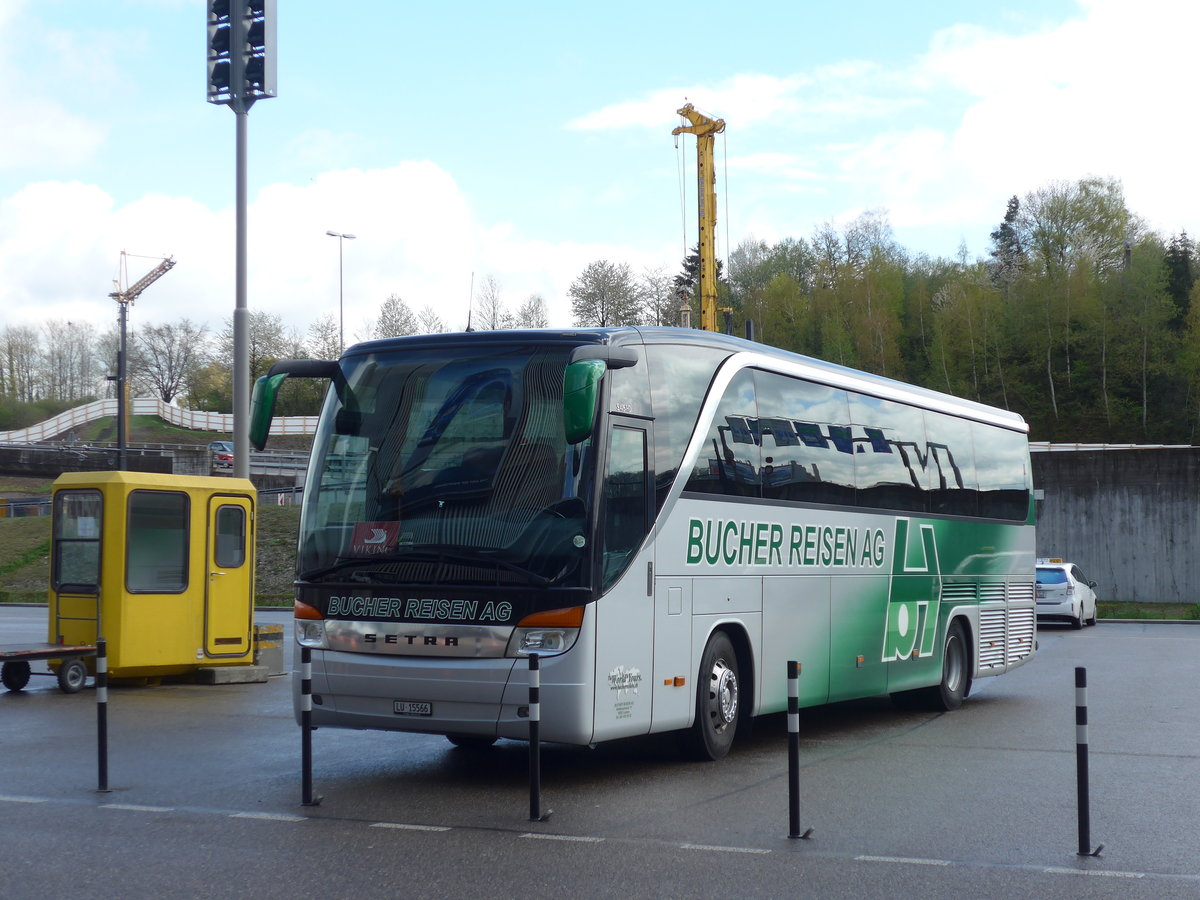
[
  {"xmin": 672, "ymin": 103, "xmax": 725, "ymax": 332},
  {"xmin": 108, "ymin": 252, "xmax": 176, "ymax": 467}
]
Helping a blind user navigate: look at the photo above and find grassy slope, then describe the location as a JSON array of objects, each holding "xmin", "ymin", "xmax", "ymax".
[{"xmin": 0, "ymin": 505, "xmax": 299, "ymax": 605}]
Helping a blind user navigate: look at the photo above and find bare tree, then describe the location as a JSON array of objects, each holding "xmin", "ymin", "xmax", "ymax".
[
  {"xmin": 513, "ymin": 294, "xmax": 548, "ymax": 329},
  {"xmin": 473, "ymin": 275, "xmax": 511, "ymax": 330},
  {"xmin": 307, "ymin": 313, "xmax": 342, "ymax": 360},
  {"xmin": 130, "ymin": 319, "xmax": 209, "ymax": 403},
  {"xmin": 40, "ymin": 320, "xmax": 102, "ymax": 401},
  {"xmin": 569, "ymin": 260, "xmax": 642, "ymax": 327},
  {"xmin": 416, "ymin": 305, "xmax": 448, "ymax": 334},
  {"xmin": 1, "ymin": 325, "xmax": 40, "ymax": 402},
  {"xmin": 639, "ymin": 267, "xmax": 677, "ymax": 326}
]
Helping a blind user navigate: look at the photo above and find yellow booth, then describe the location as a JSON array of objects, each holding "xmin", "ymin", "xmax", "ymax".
[{"xmin": 48, "ymin": 471, "xmax": 257, "ymax": 680}]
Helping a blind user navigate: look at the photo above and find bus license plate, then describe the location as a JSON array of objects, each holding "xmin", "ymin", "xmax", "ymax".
[{"xmin": 393, "ymin": 700, "xmax": 432, "ymax": 716}]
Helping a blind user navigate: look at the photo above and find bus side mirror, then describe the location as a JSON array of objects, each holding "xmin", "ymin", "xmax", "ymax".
[
  {"xmin": 563, "ymin": 359, "xmax": 606, "ymax": 444},
  {"xmin": 250, "ymin": 373, "xmax": 288, "ymax": 451}
]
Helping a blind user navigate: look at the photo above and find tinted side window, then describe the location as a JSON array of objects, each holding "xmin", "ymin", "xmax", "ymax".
[
  {"xmin": 684, "ymin": 368, "xmax": 760, "ymax": 498},
  {"xmin": 753, "ymin": 371, "xmax": 855, "ymax": 506},
  {"xmin": 848, "ymin": 392, "xmax": 928, "ymax": 513},
  {"xmin": 646, "ymin": 344, "xmax": 728, "ymax": 508},
  {"xmin": 924, "ymin": 411, "xmax": 978, "ymax": 517},
  {"xmin": 973, "ymin": 423, "xmax": 1030, "ymax": 521},
  {"xmin": 602, "ymin": 426, "xmax": 648, "ymax": 591}
]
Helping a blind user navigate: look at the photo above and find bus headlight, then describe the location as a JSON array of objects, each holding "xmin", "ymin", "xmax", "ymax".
[
  {"xmin": 296, "ymin": 620, "xmax": 326, "ymax": 648},
  {"xmin": 506, "ymin": 606, "xmax": 584, "ymax": 658},
  {"xmin": 294, "ymin": 599, "xmax": 326, "ymax": 648}
]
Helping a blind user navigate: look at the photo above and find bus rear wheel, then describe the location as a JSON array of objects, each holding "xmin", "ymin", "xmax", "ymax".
[
  {"xmin": 688, "ymin": 632, "xmax": 740, "ymax": 761},
  {"xmin": 929, "ymin": 620, "xmax": 969, "ymax": 711}
]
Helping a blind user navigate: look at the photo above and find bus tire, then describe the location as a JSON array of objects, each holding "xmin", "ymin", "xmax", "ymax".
[
  {"xmin": 930, "ymin": 620, "xmax": 968, "ymax": 711},
  {"xmin": 688, "ymin": 631, "xmax": 740, "ymax": 761}
]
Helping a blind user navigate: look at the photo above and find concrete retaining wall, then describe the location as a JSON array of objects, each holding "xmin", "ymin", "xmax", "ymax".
[{"xmin": 1032, "ymin": 448, "xmax": 1200, "ymax": 604}]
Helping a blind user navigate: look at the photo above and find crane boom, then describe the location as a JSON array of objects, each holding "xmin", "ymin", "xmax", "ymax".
[
  {"xmin": 672, "ymin": 103, "xmax": 725, "ymax": 332},
  {"xmin": 109, "ymin": 256, "xmax": 176, "ymax": 304}
]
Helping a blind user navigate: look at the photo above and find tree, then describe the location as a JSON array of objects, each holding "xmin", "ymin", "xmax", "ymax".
[
  {"xmin": 1163, "ymin": 231, "xmax": 1194, "ymax": 327},
  {"xmin": 513, "ymin": 294, "xmax": 548, "ymax": 329},
  {"xmin": 131, "ymin": 319, "xmax": 209, "ymax": 403},
  {"xmin": 306, "ymin": 313, "xmax": 342, "ymax": 360},
  {"xmin": 569, "ymin": 260, "xmax": 642, "ymax": 327},
  {"xmin": 639, "ymin": 268, "xmax": 678, "ymax": 327},
  {"xmin": 474, "ymin": 276, "xmax": 510, "ymax": 330},
  {"xmin": 988, "ymin": 195, "xmax": 1025, "ymax": 287},
  {"xmin": 372, "ymin": 294, "xmax": 418, "ymax": 339},
  {"xmin": 1, "ymin": 325, "xmax": 40, "ymax": 402},
  {"xmin": 416, "ymin": 305, "xmax": 448, "ymax": 334},
  {"xmin": 218, "ymin": 310, "xmax": 290, "ymax": 383}
]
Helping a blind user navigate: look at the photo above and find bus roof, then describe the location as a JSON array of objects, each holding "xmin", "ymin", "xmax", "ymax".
[{"xmin": 342, "ymin": 326, "xmax": 1028, "ymax": 434}]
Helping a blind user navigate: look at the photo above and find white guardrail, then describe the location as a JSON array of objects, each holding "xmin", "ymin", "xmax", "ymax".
[{"xmin": 0, "ymin": 398, "xmax": 317, "ymax": 444}]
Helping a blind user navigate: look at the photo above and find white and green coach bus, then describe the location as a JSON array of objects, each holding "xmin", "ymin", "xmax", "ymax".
[{"xmin": 252, "ymin": 327, "xmax": 1035, "ymax": 760}]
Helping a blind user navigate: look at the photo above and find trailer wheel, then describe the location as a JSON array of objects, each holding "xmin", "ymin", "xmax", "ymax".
[
  {"xmin": 2, "ymin": 661, "xmax": 32, "ymax": 692},
  {"xmin": 57, "ymin": 658, "xmax": 88, "ymax": 694}
]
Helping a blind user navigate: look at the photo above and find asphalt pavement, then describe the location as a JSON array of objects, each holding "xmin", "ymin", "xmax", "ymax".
[{"xmin": 1, "ymin": 607, "xmax": 1197, "ymax": 899}]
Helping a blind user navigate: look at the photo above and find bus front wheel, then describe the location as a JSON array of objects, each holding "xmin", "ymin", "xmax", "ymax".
[{"xmin": 688, "ymin": 632, "xmax": 740, "ymax": 761}]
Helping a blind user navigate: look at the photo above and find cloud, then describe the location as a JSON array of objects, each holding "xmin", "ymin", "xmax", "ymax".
[{"xmin": 0, "ymin": 161, "xmax": 618, "ymax": 340}]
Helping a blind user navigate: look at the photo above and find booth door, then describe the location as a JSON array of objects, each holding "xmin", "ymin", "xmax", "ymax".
[{"xmin": 205, "ymin": 496, "xmax": 253, "ymax": 658}]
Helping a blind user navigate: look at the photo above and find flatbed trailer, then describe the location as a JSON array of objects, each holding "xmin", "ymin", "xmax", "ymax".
[{"xmin": 0, "ymin": 644, "xmax": 94, "ymax": 693}]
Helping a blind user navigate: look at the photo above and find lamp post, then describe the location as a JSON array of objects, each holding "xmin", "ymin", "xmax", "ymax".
[{"xmin": 325, "ymin": 230, "xmax": 356, "ymax": 353}]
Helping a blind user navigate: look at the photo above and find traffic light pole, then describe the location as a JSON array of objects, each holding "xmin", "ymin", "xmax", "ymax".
[{"xmin": 233, "ymin": 107, "xmax": 250, "ymax": 480}]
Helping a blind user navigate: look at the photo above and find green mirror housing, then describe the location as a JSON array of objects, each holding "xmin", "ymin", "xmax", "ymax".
[
  {"xmin": 249, "ymin": 372, "xmax": 289, "ymax": 451},
  {"xmin": 563, "ymin": 359, "xmax": 606, "ymax": 444}
]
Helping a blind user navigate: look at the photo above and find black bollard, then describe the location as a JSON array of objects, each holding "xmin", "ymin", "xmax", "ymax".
[
  {"xmin": 96, "ymin": 638, "xmax": 110, "ymax": 793},
  {"xmin": 301, "ymin": 646, "xmax": 320, "ymax": 806},
  {"xmin": 1075, "ymin": 667, "xmax": 1102, "ymax": 857},
  {"xmin": 528, "ymin": 653, "xmax": 549, "ymax": 821},
  {"xmin": 787, "ymin": 661, "xmax": 813, "ymax": 840}
]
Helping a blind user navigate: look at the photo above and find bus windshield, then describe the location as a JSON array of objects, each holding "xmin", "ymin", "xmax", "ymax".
[{"xmin": 298, "ymin": 344, "xmax": 594, "ymax": 589}]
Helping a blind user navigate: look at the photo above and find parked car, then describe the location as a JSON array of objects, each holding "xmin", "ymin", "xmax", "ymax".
[
  {"xmin": 208, "ymin": 440, "xmax": 234, "ymax": 469},
  {"xmin": 1035, "ymin": 559, "xmax": 1098, "ymax": 629}
]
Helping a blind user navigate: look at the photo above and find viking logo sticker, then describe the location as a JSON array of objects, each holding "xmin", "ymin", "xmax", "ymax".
[{"xmin": 882, "ymin": 519, "xmax": 942, "ymax": 662}]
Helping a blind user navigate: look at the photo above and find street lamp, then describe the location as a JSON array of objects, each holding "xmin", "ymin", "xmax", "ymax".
[{"xmin": 325, "ymin": 230, "xmax": 356, "ymax": 352}]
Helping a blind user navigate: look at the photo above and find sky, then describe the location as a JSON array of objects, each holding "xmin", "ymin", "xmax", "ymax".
[{"xmin": 2, "ymin": 0, "xmax": 1198, "ymax": 344}]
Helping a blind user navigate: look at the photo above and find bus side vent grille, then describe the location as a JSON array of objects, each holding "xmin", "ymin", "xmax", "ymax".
[
  {"xmin": 941, "ymin": 583, "xmax": 977, "ymax": 604},
  {"xmin": 1006, "ymin": 606, "xmax": 1036, "ymax": 664},
  {"xmin": 978, "ymin": 583, "xmax": 1007, "ymax": 604},
  {"xmin": 977, "ymin": 607, "xmax": 1007, "ymax": 670}
]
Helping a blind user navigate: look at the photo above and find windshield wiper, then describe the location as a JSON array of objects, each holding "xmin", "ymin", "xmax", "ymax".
[
  {"xmin": 393, "ymin": 544, "xmax": 553, "ymax": 587},
  {"xmin": 299, "ymin": 557, "xmax": 392, "ymax": 582}
]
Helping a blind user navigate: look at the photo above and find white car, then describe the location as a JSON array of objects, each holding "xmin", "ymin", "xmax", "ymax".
[{"xmin": 1035, "ymin": 560, "xmax": 1098, "ymax": 629}]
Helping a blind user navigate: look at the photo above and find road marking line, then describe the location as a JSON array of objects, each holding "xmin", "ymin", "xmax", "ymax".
[
  {"xmin": 520, "ymin": 833, "xmax": 604, "ymax": 843},
  {"xmin": 0, "ymin": 795, "xmax": 48, "ymax": 804},
  {"xmin": 1043, "ymin": 867, "xmax": 1145, "ymax": 878},
  {"xmin": 100, "ymin": 803, "xmax": 176, "ymax": 812},
  {"xmin": 856, "ymin": 855, "xmax": 952, "ymax": 867},
  {"xmin": 370, "ymin": 822, "xmax": 452, "ymax": 832},
  {"xmin": 681, "ymin": 843, "xmax": 771, "ymax": 855},
  {"xmin": 230, "ymin": 812, "xmax": 307, "ymax": 822}
]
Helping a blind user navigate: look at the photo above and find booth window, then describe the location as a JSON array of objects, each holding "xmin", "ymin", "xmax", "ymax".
[
  {"xmin": 214, "ymin": 505, "xmax": 246, "ymax": 568},
  {"xmin": 53, "ymin": 489, "xmax": 103, "ymax": 592},
  {"xmin": 127, "ymin": 491, "xmax": 189, "ymax": 593}
]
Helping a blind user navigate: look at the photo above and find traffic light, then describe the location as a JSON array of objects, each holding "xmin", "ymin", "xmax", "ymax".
[
  {"xmin": 242, "ymin": 0, "xmax": 277, "ymax": 102},
  {"xmin": 206, "ymin": 0, "xmax": 276, "ymax": 108},
  {"xmin": 206, "ymin": 0, "xmax": 235, "ymax": 105}
]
